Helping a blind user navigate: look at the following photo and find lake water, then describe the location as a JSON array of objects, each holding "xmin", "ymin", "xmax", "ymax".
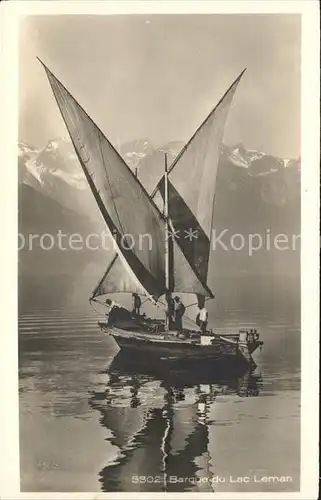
[{"xmin": 19, "ymin": 276, "xmax": 300, "ymax": 493}]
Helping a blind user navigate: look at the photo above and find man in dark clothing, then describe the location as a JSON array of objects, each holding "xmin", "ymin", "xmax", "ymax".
[
  {"xmin": 132, "ymin": 293, "xmax": 142, "ymax": 316},
  {"xmin": 173, "ymin": 296, "xmax": 185, "ymax": 331},
  {"xmin": 106, "ymin": 298, "xmax": 131, "ymax": 326},
  {"xmin": 169, "ymin": 297, "xmax": 175, "ymax": 329},
  {"xmin": 106, "ymin": 298, "xmax": 121, "ymax": 326}
]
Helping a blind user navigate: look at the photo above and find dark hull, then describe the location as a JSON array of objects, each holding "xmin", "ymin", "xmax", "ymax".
[
  {"xmin": 108, "ymin": 350, "xmax": 253, "ymax": 383},
  {"xmin": 108, "ymin": 349, "xmax": 263, "ymax": 391},
  {"xmin": 99, "ymin": 323, "xmax": 263, "ymax": 368},
  {"xmin": 114, "ymin": 332, "xmax": 247, "ymax": 361}
]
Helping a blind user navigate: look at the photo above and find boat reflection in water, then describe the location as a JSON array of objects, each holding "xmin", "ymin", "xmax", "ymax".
[{"xmin": 88, "ymin": 353, "xmax": 263, "ymax": 492}]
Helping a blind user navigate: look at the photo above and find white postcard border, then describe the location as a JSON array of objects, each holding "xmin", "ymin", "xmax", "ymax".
[{"xmin": 0, "ymin": 1, "xmax": 319, "ymax": 499}]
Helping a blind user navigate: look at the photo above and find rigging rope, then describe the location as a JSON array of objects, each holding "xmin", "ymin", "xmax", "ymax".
[
  {"xmin": 90, "ymin": 297, "xmax": 187, "ymax": 327},
  {"xmin": 185, "ymin": 297, "xmax": 212, "ymax": 309},
  {"xmin": 90, "ymin": 293, "xmax": 210, "ymax": 330},
  {"xmin": 89, "ymin": 298, "xmax": 106, "ymax": 316}
]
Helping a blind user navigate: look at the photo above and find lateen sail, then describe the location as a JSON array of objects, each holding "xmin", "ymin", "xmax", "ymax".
[
  {"xmin": 91, "ymin": 253, "xmax": 146, "ymax": 298},
  {"xmin": 155, "ymin": 71, "xmax": 246, "ymax": 284},
  {"xmin": 40, "ymin": 60, "xmax": 211, "ymax": 300},
  {"xmin": 96, "ymin": 71, "xmax": 245, "ymax": 298}
]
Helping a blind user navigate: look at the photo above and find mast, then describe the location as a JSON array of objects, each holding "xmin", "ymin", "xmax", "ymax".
[{"xmin": 164, "ymin": 153, "xmax": 172, "ymax": 331}]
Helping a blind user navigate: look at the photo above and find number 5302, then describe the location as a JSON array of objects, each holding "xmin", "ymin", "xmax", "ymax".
[{"xmin": 132, "ymin": 476, "xmax": 161, "ymax": 483}]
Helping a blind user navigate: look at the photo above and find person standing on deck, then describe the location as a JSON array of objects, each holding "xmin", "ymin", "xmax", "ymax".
[
  {"xmin": 198, "ymin": 305, "xmax": 208, "ymax": 333},
  {"xmin": 168, "ymin": 296, "xmax": 175, "ymax": 329},
  {"xmin": 132, "ymin": 293, "xmax": 142, "ymax": 317},
  {"xmin": 173, "ymin": 296, "xmax": 186, "ymax": 331}
]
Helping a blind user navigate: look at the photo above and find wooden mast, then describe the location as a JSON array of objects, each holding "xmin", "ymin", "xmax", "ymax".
[{"xmin": 164, "ymin": 153, "xmax": 172, "ymax": 331}]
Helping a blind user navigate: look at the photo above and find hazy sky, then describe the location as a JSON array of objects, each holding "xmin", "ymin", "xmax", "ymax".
[{"xmin": 19, "ymin": 14, "xmax": 300, "ymax": 158}]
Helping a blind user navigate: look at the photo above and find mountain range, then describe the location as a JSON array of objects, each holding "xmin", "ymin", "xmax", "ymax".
[
  {"xmin": 18, "ymin": 137, "xmax": 300, "ymax": 310},
  {"xmin": 19, "ymin": 137, "xmax": 300, "ymax": 204}
]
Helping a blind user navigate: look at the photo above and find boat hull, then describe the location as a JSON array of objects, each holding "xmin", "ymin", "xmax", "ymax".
[
  {"xmin": 113, "ymin": 331, "xmax": 245, "ymax": 360},
  {"xmin": 107, "ymin": 349, "xmax": 263, "ymax": 390},
  {"xmin": 99, "ymin": 323, "xmax": 262, "ymax": 368}
]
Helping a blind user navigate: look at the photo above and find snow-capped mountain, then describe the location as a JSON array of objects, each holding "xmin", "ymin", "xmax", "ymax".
[
  {"xmin": 18, "ymin": 137, "xmax": 300, "ymax": 310},
  {"xmin": 120, "ymin": 138, "xmax": 154, "ymax": 169},
  {"xmin": 21, "ymin": 137, "xmax": 87, "ymax": 189},
  {"xmin": 18, "ymin": 136, "xmax": 300, "ymax": 216},
  {"xmin": 18, "ymin": 137, "xmax": 101, "ymax": 222},
  {"xmin": 18, "ymin": 141, "xmax": 42, "ymax": 189},
  {"xmin": 18, "ymin": 141, "xmax": 38, "ymax": 158},
  {"xmin": 220, "ymin": 142, "xmax": 299, "ymax": 173}
]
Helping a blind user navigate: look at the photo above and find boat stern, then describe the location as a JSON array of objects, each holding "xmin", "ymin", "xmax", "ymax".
[{"xmin": 238, "ymin": 329, "xmax": 263, "ymax": 355}]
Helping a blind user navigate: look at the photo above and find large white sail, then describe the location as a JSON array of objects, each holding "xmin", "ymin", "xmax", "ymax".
[
  {"xmin": 94, "ymin": 71, "xmax": 245, "ymax": 298},
  {"xmin": 91, "ymin": 254, "xmax": 146, "ymax": 298},
  {"xmin": 40, "ymin": 60, "xmax": 211, "ymax": 300},
  {"xmin": 154, "ymin": 71, "xmax": 245, "ymax": 284}
]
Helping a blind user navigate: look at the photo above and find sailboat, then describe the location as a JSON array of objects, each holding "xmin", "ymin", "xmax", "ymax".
[{"xmin": 39, "ymin": 60, "xmax": 263, "ymax": 366}]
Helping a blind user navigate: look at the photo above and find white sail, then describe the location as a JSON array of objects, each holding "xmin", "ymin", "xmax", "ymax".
[
  {"xmin": 40, "ymin": 60, "xmax": 211, "ymax": 300},
  {"xmin": 96, "ymin": 72, "xmax": 245, "ymax": 296},
  {"xmin": 91, "ymin": 254, "xmax": 146, "ymax": 298},
  {"xmin": 155, "ymin": 71, "xmax": 246, "ymax": 283}
]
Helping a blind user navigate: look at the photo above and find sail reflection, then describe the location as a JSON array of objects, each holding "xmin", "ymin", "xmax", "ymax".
[{"xmin": 88, "ymin": 353, "xmax": 263, "ymax": 492}]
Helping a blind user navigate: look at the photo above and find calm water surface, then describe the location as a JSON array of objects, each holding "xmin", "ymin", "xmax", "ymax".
[{"xmin": 19, "ymin": 284, "xmax": 300, "ymax": 493}]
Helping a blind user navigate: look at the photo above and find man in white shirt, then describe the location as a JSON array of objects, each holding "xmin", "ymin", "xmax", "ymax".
[
  {"xmin": 106, "ymin": 298, "xmax": 120, "ymax": 310},
  {"xmin": 198, "ymin": 306, "xmax": 208, "ymax": 333}
]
